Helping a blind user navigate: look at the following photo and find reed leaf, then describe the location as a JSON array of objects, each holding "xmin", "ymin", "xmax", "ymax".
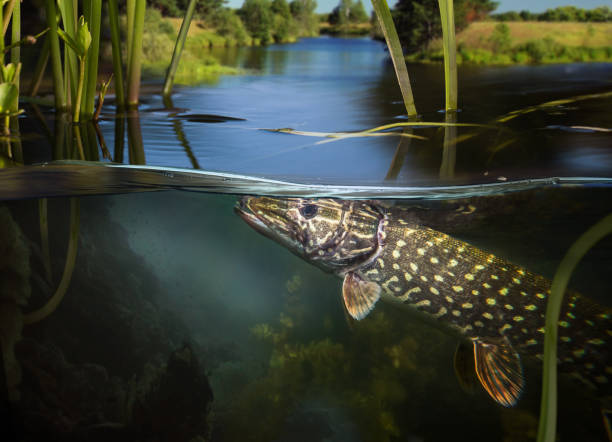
[
  {"xmin": 163, "ymin": 0, "xmax": 197, "ymax": 98},
  {"xmin": 82, "ymin": 0, "xmax": 101, "ymax": 120},
  {"xmin": 107, "ymin": 0, "xmax": 125, "ymax": 110},
  {"xmin": 9, "ymin": 0, "xmax": 19, "ymax": 78},
  {"xmin": 57, "ymin": 0, "xmax": 78, "ymax": 106},
  {"xmin": 1, "ymin": 0, "xmax": 15, "ymax": 36},
  {"xmin": 437, "ymin": 0, "xmax": 457, "ymax": 111},
  {"xmin": 44, "ymin": 0, "xmax": 66, "ymax": 111},
  {"xmin": 127, "ymin": 0, "xmax": 145, "ymax": 108},
  {"xmin": 370, "ymin": 0, "xmax": 417, "ymax": 117},
  {"xmin": 537, "ymin": 213, "xmax": 612, "ymax": 442}
]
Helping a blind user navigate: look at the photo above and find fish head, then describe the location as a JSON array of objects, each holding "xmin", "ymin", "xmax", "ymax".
[{"xmin": 236, "ymin": 197, "xmax": 384, "ymax": 272}]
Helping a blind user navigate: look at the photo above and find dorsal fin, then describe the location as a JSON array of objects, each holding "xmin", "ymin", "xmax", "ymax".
[
  {"xmin": 473, "ymin": 337, "xmax": 524, "ymax": 407},
  {"xmin": 454, "ymin": 341, "xmax": 478, "ymax": 394},
  {"xmin": 342, "ymin": 272, "xmax": 381, "ymax": 320}
]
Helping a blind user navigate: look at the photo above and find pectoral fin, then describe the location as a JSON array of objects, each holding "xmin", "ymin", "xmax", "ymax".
[
  {"xmin": 454, "ymin": 341, "xmax": 477, "ymax": 394},
  {"xmin": 473, "ymin": 337, "xmax": 524, "ymax": 407},
  {"xmin": 342, "ymin": 272, "xmax": 381, "ymax": 320}
]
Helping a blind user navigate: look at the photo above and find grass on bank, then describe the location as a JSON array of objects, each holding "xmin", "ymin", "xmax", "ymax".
[
  {"xmin": 409, "ymin": 21, "xmax": 612, "ymax": 64},
  {"xmin": 139, "ymin": 10, "xmax": 241, "ymax": 85}
]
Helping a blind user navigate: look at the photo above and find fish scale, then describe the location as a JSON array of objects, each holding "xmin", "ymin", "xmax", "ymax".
[
  {"xmin": 359, "ymin": 213, "xmax": 612, "ymax": 392},
  {"xmin": 236, "ymin": 197, "xmax": 612, "ymax": 406}
]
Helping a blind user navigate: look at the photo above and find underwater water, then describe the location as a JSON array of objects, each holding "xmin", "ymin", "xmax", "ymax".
[{"xmin": 0, "ymin": 37, "xmax": 611, "ymax": 441}]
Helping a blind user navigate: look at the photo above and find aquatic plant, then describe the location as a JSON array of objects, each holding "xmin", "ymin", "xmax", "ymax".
[
  {"xmin": 537, "ymin": 213, "xmax": 612, "ymax": 442},
  {"xmin": 437, "ymin": 0, "xmax": 458, "ymax": 111},
  {"xmin": 107, "ymin": 0, "xmax": 125, "ymax": 110},
  {"xmin": 127, "ymin": 0, "xmax": 146, "ymax": 108},
  {"xmin": 162, "ymin": 0, "xmax": 198, "ymax": 99},
  {"xmin": 23, "ymin": 198, "xmax": 80, "ymax": 325},
  {"xmin": 370, "ymin": 0, "xmax": 417, "ymax": 117},
  {"xmin": 57, "ymin": 16, "xmax": 92, "ymax": 123}
]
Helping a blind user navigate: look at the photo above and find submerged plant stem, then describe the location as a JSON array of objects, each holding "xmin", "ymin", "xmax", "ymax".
[
  {"xmin": 163, "ymin": 0, "xmax": 197, "ymax": 98},
  {"xmin": 537, "ymin": 213, "xmax": 612, "ymax": 442},
  {"xmin": 38, "ymin": 198, "xmax": 52, "ymax": 284},
  {"xmin": 24, "ymin": 198, "xmax": 80, "ymax": 325},
  {"xmin": 370, "ymin": 0, "xmax": 417, "ymax": 117}
]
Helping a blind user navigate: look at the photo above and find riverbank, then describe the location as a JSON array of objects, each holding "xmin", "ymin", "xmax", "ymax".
[{"xmin": 407, "ymin": 21, "xmax": 612, "ymax": 64}]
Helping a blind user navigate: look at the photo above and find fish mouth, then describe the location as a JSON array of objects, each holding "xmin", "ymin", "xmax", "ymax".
[
  {"xmin": 235, "ymin": 196, "xmax": 305, "ymax": 254},
  {"xmin": 234, "ymin": 197, "xmax": 273, "ymax": 238},
  {"xmin": 235, "ymin": 196, "xmax": 295, "ymax": 245}
]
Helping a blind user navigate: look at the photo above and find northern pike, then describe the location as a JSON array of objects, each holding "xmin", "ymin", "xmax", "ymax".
[{"xmin": 235, "ymin": 197, "xmax": 612, "ymax": 408}]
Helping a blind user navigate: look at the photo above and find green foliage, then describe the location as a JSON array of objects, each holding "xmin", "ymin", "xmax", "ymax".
[
  {"xmin": 145, "ymin": 7, "xmax": 175, "ymax": 34},
  {"xmin": 393, "ymin": 0, "xmax": 497, "ymax": 52},
  {"xmin": 0, "ymin": 83, "xmax": 17, "ymax": 114},
  {"xmin": 213, "ymin": 8, "xmax": 252, "ymax": 45},
  {"xmin": 488, "ymin": 22, "xmax": 511, "ymax": 52},
  {"xmin": 329, "ymin": 0, "xmax": 368, "ymax": 25},
  {"xmin": 289, "ymin": 0, "xmax": 319, "ymax": 36},
  {"xmin": 147, "ymin": 0, "xmax": 226, "ymax": 20},
  {"xmin": 239, "ymin": 0, "xmax": 274, "ymax": 44},
  {"xmin": 492, "ymin": 6, "xmax": 612, "ymax": 22}
]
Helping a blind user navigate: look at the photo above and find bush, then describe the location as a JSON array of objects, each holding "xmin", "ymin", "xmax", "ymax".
[
  {"xmin": 239, "ymin": 0, "xmax": 274, "ymax": 44},
  {"xmin": 213, "ymin": 8, "xmax": 251, "ymax": 45},
  {"xmin": 145, "ymin": 7, "xmax": 175, "ymax": 35},
  {"xmin": 488, "ymin": 23, "xmax": 512, "ymax": 52}
]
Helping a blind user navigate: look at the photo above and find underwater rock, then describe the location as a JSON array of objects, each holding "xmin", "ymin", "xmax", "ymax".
[
  {"xmin": 130, "ymin": 343, "xmax": 213, "ymax": 442},
  {"xmin": 15, "ymin": 338, "xmax": 126, "ymax": 441},
  {"xmin": 0, "ymin": 206, "xmax": 31, "ymax": 402},
  {"xmin": 0, "ymin": 302, "xmax": 23, "ymax": 402},
  {"xmin": 0, "ymin": 206, "xmax": 31, "ymax": 306}
]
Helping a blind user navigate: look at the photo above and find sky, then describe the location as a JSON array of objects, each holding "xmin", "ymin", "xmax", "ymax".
[{"xmin": 225, "ymin": 0, "xmax": 610, "ymax": 15}]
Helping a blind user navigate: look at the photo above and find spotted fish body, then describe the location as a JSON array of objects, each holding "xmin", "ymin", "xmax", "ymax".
[
  {"xmin": 236, "ymin": 197, "xmax": 612, "ymax": 406},
  {"xmin": 362, "ymin": 217, "xmax": 611, "ymax": 388}
]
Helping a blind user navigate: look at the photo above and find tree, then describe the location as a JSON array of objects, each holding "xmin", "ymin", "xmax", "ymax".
[
  {"xmin": 239, "ymin": 0, "xmax": 273, "ymax": 43},
  {"xmin": 349, "ymin": 0, "xmax": 368, "ymax": 23},
  {"xmin": 289, "ymin": 0, "xmax": 318, "ymax": 36},
  {"xmin": 393, "ymin": 0, "xmax": 497, "ymax": 53}
]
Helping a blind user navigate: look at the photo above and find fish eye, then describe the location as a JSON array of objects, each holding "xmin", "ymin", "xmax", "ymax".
[{"xmin": 300, "ymin": 204, "xmax": 318, "ymax": 219}]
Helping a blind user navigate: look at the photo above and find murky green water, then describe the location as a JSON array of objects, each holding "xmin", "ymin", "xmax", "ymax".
[{"xmin": 1, "ymin": 37, "xmax": 611, "ymax": 441}]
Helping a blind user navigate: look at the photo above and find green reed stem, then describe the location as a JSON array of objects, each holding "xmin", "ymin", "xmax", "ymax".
[
  {"xmin": 9, "ymin": 0, "xmax": 18, "ymax": 63},
  {"xmin": 107, "ymin": 0, "xmax": 125, "ymax": 110},
  {"xmin": 23, "ymin": 198, "xmax": 80, "ymax": 325},
  {"xmin": 45, "ymin": 0, "xmax": 66, "ymax": 111},
  {"xmin": 370, "ymin": 0, "xmax": 417, "ymax": 117},
  {"xmin": 2, "ymin": 0, "xmax": 15, "ymax": 36},
  {"xmin": 438, "ymin": 0, "xmax": 457, "ymax": 111},
  {"xmin": 9, "ymin": 0, "xmax": 19, "ymax": 112},
  {"xmin": 162, "ymin": 0, "xmax": 197, "ymax": 98},
  {"xmin": 126, "ymin": 110, "xmax": 145, "ymax": 164},
  {"xmin": 537, "ymin": 213, "xmax": 612, "ymax": 442},
  {"xmin": 127, "ymin": 0, "xmax": 145, "ymax": 108},
  {"xmin": 57, "ymin": 0, "xmax": 78, "ymax": 107},
  {"xmin": 73, "ymin": 56, "xmax": 85, "ymax": 123},
  {"xmin": 82, "ymin": 0, "xmax": 101, "ymax": 120},
  {"xmin": 126, "ymin": 0, "xmax": 135, "ymax": 73}
]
